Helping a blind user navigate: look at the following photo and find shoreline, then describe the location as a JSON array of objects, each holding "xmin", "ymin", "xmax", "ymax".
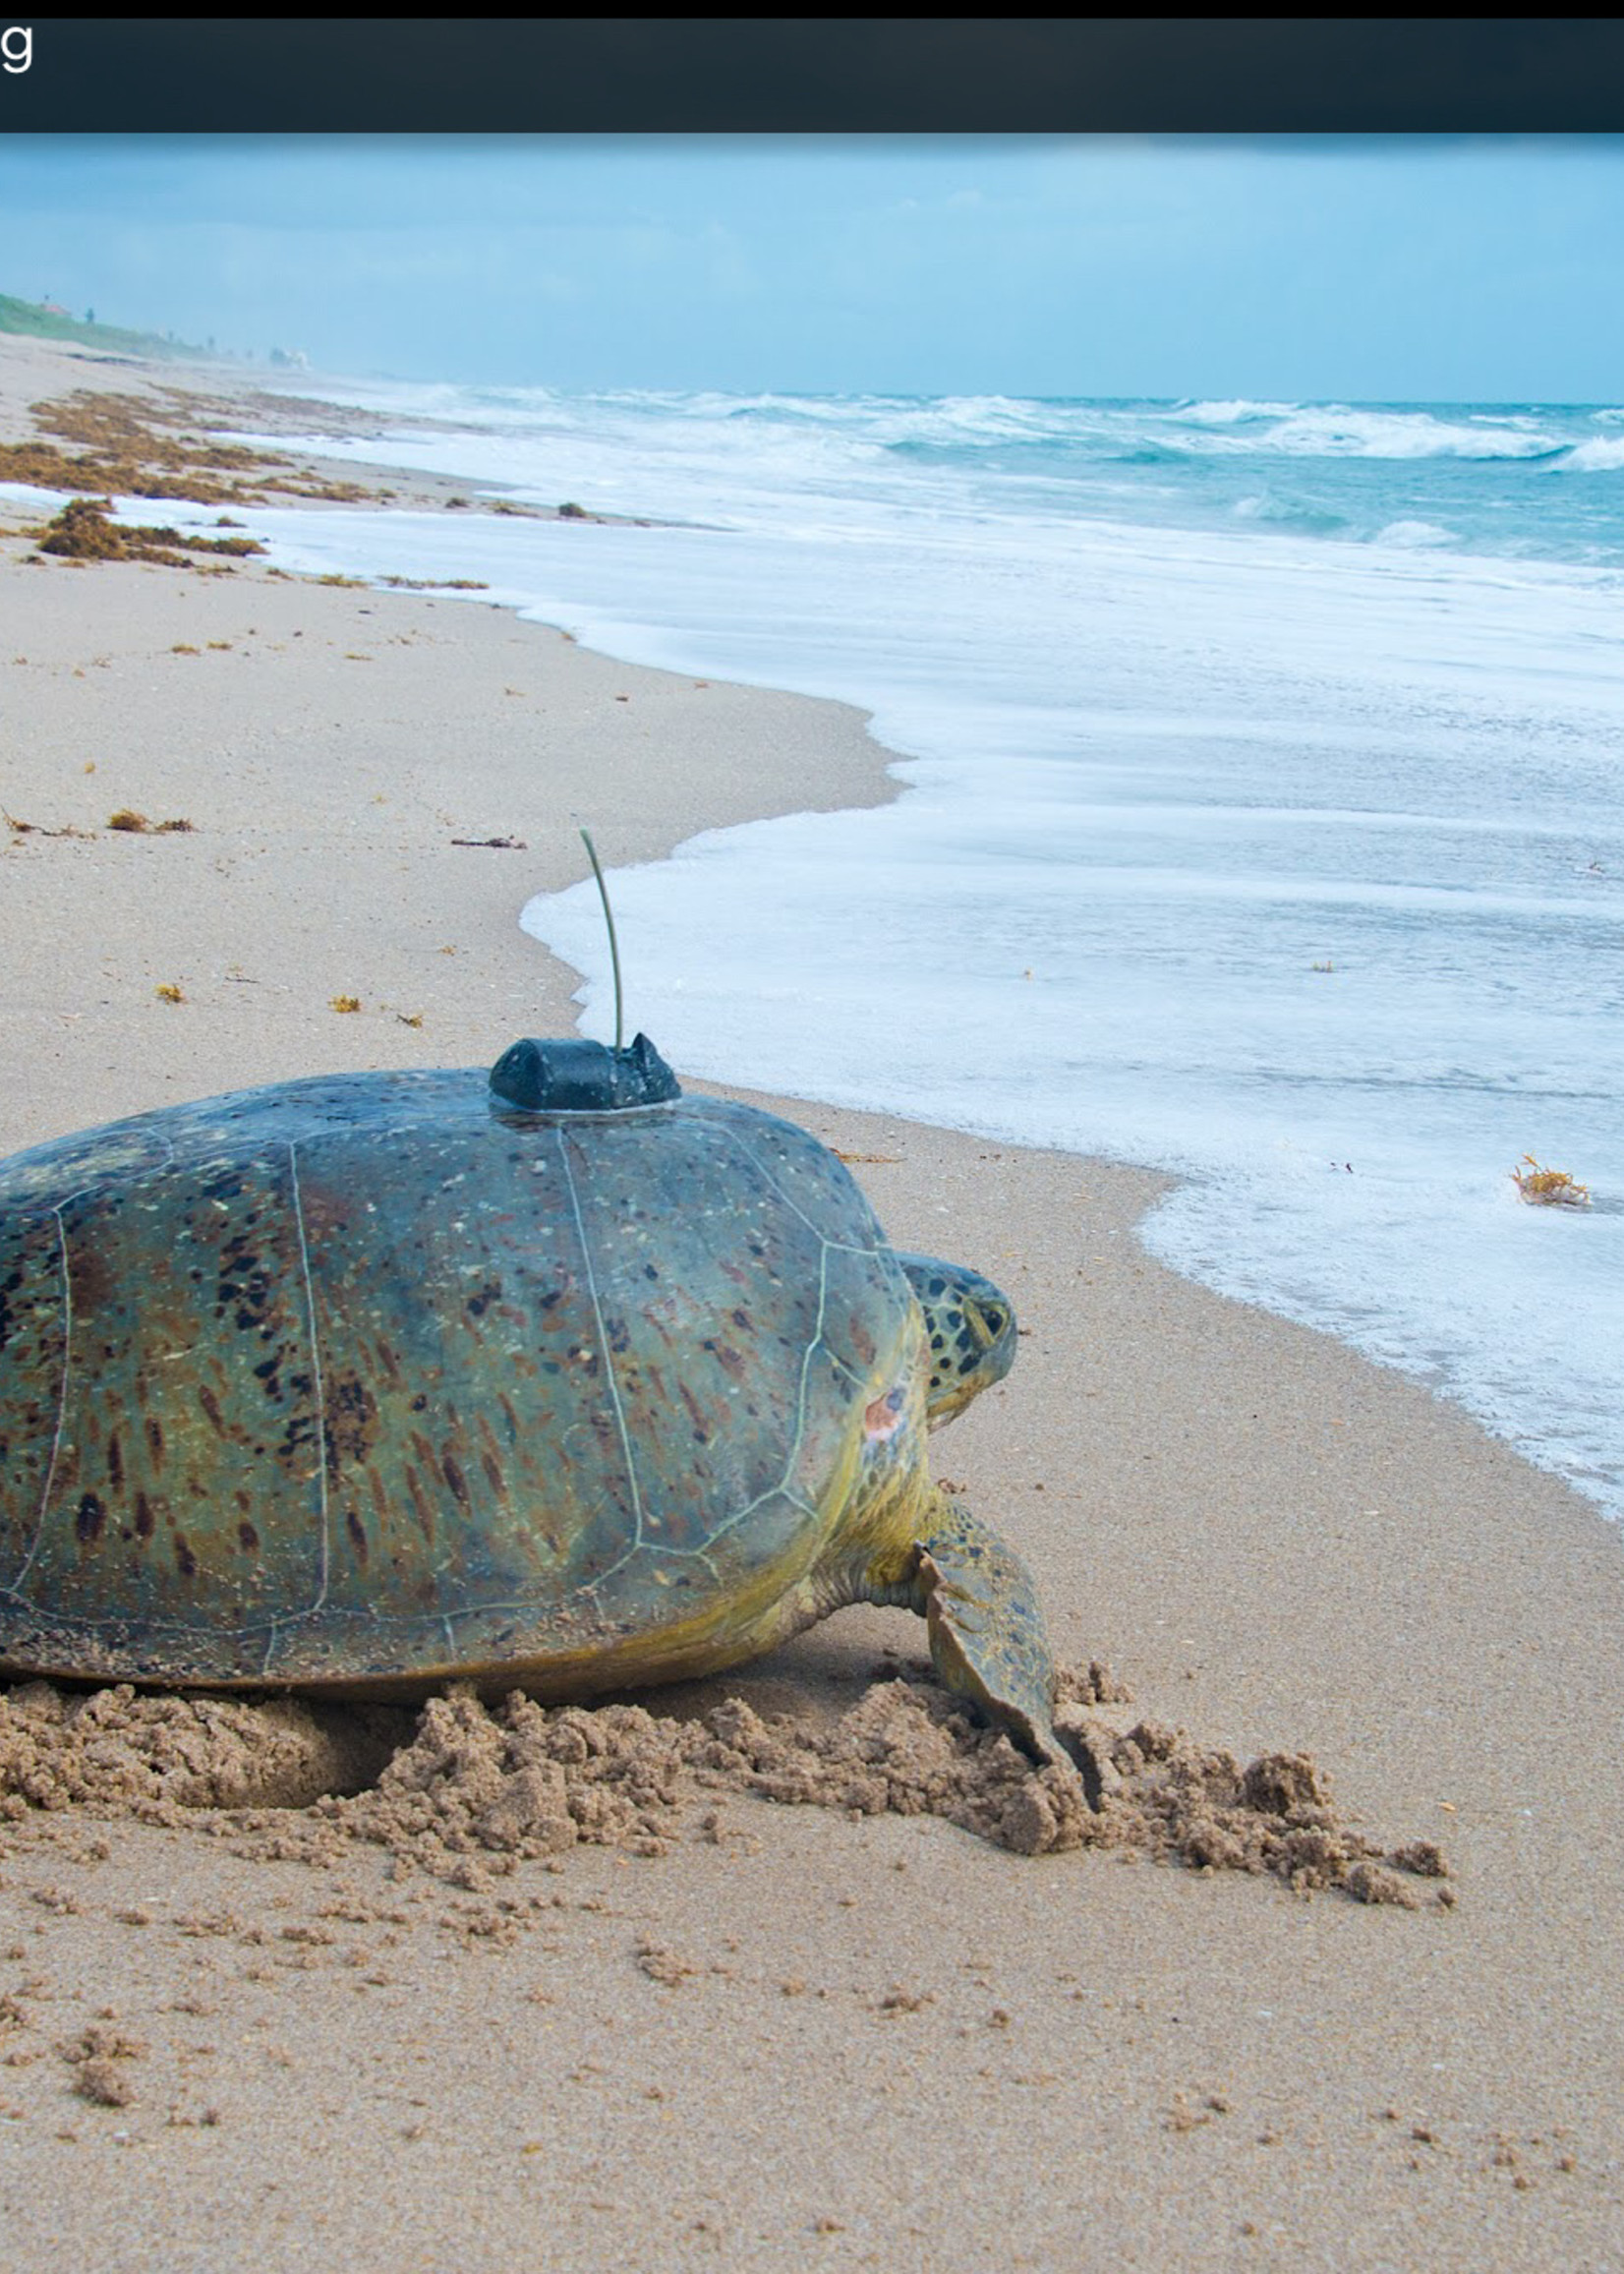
[
  {"xmin": 0, "ymin": 334, "xmax": 903, "ymax": 1154},
  {"xmin": 36, "ymin": 332, "xmax": 1616, "ymax": 1534},
  {"xmin": 3, "ymin": 336, "xmax": 1623, "ymax": 2269}
]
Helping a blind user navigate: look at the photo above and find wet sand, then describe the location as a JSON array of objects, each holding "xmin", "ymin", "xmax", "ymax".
[{"xmin": 1, "ymin": 338, "xmax": 1622, "ymax": 2269}]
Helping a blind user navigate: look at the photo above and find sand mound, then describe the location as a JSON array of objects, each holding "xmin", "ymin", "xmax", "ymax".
[
  {"xmin": 0, "ymin": 1680, "xmax": 402, "ymax": 1818},
  {"xmin": 0, "ymin": 1670, "xmax": 1448, "ymax": 1906}
]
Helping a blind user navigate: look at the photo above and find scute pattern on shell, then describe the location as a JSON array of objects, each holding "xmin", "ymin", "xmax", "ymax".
[{"xmin": 0, "ymin": 1074, "xmax": 915, "ymax": 1688}]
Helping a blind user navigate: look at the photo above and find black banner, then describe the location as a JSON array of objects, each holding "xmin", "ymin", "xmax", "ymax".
[{"xmin": 1, "ymin": 20, "xmax": 1621, "ymax": 135}]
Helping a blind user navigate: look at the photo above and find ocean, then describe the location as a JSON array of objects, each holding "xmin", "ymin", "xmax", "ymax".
[{"xmin": 70, "ymin": 383, "xmax": 1624, "ymax": 1517}]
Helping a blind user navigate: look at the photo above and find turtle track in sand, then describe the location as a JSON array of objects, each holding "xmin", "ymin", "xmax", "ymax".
[{"xmin": 0, "ymin": 1667, "xmax": 1449, "ymax": 1907}]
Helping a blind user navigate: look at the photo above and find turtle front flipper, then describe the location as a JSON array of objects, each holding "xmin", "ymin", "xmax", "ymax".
[{"xmin": 904, "ymin": 1492, "xmax": 1079, "ymax": 1785}]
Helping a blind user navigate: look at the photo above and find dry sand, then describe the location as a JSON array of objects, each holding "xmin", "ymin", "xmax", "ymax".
[{"xmin": 1, "ymin": 338, "xmax": 1622, "ymax": 2269}]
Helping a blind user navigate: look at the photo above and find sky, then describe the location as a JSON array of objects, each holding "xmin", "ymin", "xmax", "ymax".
[{"xmin": 4, "ymin": 136, "xmax": 1623, "ymax": 403}]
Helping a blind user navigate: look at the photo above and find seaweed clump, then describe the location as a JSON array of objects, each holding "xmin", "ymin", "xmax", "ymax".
[
  {"xmin": 35, "ymin": 496, "xmax": 264, "ymax": 569},
  {"xmin": 107, "ymin": 810, "xmax": 195, "ymax": 834},
  {"xmin": 1513, "ymin": 1156, "xmax": 1591, "ymax": 1208},
  {"xmin": 0, "ymin": 387, "xmax": 379, "ymax": 510},
  {"xmin": 381, "ymin": 574, "xmax": 490, "ymax": 591}
]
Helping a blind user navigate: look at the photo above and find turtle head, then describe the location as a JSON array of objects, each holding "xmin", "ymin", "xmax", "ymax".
[
  {"xmin": 895, "ymin": 1252, "xmax": 1017, "ymax": 1430},
  {"xmin": 490, "ymin": 1032, "xmax": 681, "ymax": 1115}
]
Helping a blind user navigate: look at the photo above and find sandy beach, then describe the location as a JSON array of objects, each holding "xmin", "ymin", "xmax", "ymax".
[{"xmin": 2, "ymin": 334, "xmax": 1622, "ymax": 2269}]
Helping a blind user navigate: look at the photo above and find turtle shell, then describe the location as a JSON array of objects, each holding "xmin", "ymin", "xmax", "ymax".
[{"xmin": 0, "ymin": 1073, "xmax": 918, "ymax": 1690}]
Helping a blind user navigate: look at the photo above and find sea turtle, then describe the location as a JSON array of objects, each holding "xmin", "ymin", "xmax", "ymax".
[{"xmin": 0, "ymin": 1033, "xmax": 1075, "ymax": 1776}]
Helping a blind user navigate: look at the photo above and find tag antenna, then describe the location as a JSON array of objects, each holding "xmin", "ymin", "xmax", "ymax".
[{"xmin": 578, "ymin": 828, "xmax": 624, "ymax": 1054}]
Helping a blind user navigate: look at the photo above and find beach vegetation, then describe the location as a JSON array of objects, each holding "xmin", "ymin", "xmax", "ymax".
[
  {"xmin": 1512, "ymin": 1157, "xmax": 1590, "ymax": 1208},
  {"xmin": 330, "ymin": 995, "xmax": 362, "ymax": 1014},
  {"xmin": 0, "ymin": 292, "xmax": 206, "ymax": 360},
  {"xmin": 153, "ymin": 983, "xmax": 186, "ymax": 1004}
]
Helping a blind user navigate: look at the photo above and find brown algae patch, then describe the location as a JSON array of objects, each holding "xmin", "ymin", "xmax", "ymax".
[
  {"xmin": 32, "ymin": 495, "xmax": 264, "ymax": 568},
  {"xmin": 1512, "ymin": 1155, "xmax": 1591, "ymax": 1208},
  {"xmin": 0, "ymin": 1673, "xmax": 1448, "ymax": 1906},
  {"xmin": 0, "ymin": 387, "xmax": 376, "ymax": 509}
]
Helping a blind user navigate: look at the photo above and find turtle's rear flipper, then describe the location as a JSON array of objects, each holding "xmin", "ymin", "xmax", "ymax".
[{"xmin": 910, "ymin": 1498, "xmax": 1084, "ymax": 1794}]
